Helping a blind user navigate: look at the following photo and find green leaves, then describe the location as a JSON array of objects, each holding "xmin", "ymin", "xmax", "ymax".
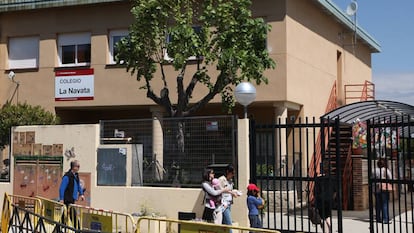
[
  {"xmin": 116, "ymin": 0, "xmax": 275, "ymax": 116},
  {"xmin": 0, "ymin": 103, "xmax": 59, "ymax": 149}
]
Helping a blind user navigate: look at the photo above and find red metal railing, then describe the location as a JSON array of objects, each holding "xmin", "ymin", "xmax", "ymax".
[
  {"xmin": 308, "ymin": 81, "xmax": 337, "ymax": 204},
  {"xmin": 344, "ymin": 80, "xmax": 375, "ymax": 104},
  {"xmin": 341, "ymin": 145, "xmax": 353, "ymax": 210},
  {"xmin": 309, "ymin": 80, "xmax": 375, "ymax": 207},
  {"xmin": 342, "ymin": 80, "xmax": 375, "ymax": 209}
]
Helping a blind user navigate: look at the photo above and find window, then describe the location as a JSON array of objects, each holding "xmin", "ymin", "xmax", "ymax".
[
  {"xmin": 58, "ymin": 33, "xmax": 91, "ymax": 66},
  {"xmin": 109, "ymin": 30, "xmax": 128, "ymax": 64},
  {"xmin": 164, "ymin": 26, "xmax": 202, "ymax": 62},
  {"xmin": 8, "ymin": 36, "xmax": 39, "ymax": 69}
]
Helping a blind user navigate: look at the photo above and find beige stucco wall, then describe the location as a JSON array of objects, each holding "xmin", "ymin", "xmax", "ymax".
[
  {"xmin": 0, "ymin": 2, "xmax": 157, "ymax": 111},
  {"xmin": 0, "ymin": 0, "xmax": 375, "ymax": 123},
  {"xmin": 282, "ymin": 0, "xmax": 372, "ymax": 118},
  {"xmin": 0, "ymin": 119, "xmax": 252, "ymax": 227},
  {"xmin": 0, "ymin": 1, "xmax": 378, "ymax": 228}
]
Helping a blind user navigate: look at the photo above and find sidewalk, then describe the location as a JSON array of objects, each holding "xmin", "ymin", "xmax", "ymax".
[
  {"xmin": 262, "ymin": 209, "xmax": 413, "ymax": 233},
  {"xmin": 341, "ymin": 209, "xmax": 412, "ymax": 233}
]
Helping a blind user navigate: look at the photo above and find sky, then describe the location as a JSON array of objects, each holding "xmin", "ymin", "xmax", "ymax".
[{"xmin": 333, "ymin": 0, "xmax": 414, "ymax": 106}]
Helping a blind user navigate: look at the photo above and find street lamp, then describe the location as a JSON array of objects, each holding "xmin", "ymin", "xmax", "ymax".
[{"xmin": 235, "ymin": 82, "xmax": 256, "ymax": 118}]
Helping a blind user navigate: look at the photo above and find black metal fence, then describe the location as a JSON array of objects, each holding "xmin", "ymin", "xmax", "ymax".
[
  {"xmin": 100, "ymin": 115, "xmax": 237, "ymax": 187},
  {"xmin": 367, "ymin": 115, "xmax": 414, "ymax": 233},
  {"xmin": 250, "ymin": 115, "xmax": 414, "ymax": 233},
  {"xmin": 250, "ymin": 117, "xmax": 343, "ymax": 233}
]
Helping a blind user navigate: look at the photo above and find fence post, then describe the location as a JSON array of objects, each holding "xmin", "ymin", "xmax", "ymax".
[
  {"xmin": 234, "ymin": 118, "xmax": 250, "ymax": 227},
  {"xmin": 334, "ymin": 118, "xmax": 344, "ymax": 233}
]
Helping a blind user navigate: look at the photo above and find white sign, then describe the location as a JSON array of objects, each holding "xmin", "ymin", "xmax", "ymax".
[
  {"xmin": 206, "ymin": 121, "xmax": 218, "ymax": 131},
  {"xmin": 55, "ymin": 69, "xmax": 94, "ymax": 101}
]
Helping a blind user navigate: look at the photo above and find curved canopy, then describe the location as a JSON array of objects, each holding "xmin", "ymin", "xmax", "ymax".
[{"xmin": 321, "ymin": 100, "xmax": 414, "ymax": 124}]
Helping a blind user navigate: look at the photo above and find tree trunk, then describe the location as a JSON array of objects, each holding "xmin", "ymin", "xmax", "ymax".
[{"xmin": 176, "ymin": 121, "xmax": 185, "ymax": 153}]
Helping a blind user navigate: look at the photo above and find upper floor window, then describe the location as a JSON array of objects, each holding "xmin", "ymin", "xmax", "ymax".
[
  {"xmin": 109, "ymin": 29, "xmax": 128, "ymax": 64},
  {"xmin": 164, "ymin": 26, "xmax": 202, "ymax": 62},
  {"xmin": 58, "ymin": 33, "xmax": 91, "ymax": 66},
  {"xmin": 8, "ymin": 36, "xmax": 39, "ymax": 69}
]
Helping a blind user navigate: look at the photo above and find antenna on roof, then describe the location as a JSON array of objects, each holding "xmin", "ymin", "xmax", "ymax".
[
  {"xmin": 346, "ymin": 0, "xmax": 358, "ymax": 52},
  {"xmin": 346, "ymin": 0, "xmax": 358, "ymax": 16}
]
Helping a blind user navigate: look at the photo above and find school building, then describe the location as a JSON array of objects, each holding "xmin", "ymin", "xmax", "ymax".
[{"xmin": 0, "ymin": 0, "xmax": 382, "ymax": 228}]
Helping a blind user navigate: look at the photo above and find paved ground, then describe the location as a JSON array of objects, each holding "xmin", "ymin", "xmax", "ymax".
[
  {"xmin": 341, "ymin": 209, "xmax": 412, "ymax": 233},
  {"xmin": 261, "ymin": 191, "xmax": 413, "ymax": 233},
  {"xmin": 262, "ymin": 208, "xmax": 413, "ymax": 233}
]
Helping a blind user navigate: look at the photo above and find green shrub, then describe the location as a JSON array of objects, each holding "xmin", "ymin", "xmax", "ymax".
[{"xmin": 0, "ymin": 102, "xmax": 59, "ymax": 149}]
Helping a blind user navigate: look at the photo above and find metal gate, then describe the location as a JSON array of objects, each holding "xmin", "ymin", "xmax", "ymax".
[
  {"xmin": 367, "ymin": 115, "xmax": 414, "ymax": 233},
  {"xmin": 249, "ymin": 117, "xmax": 344, "ymax": 233}
]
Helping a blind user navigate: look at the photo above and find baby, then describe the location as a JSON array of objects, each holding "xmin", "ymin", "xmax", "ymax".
[
  {"xmin": 210, "ymin": 178, "xmax": 227, "ymax": 213},
  {"xmin": 209, "ymin": 178, "xmax": 221, "ymax": 208}
]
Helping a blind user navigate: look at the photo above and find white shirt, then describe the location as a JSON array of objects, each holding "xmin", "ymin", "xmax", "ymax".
[
  {"xmin": 218, "ymin": 175, "xmax": 233, "ymax": 205},
  {"xmin": 373, "ymin": 167, "xmax": 392, "ymax": 191}
]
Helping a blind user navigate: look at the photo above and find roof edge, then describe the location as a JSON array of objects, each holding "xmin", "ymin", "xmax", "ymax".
[
  {"xmin": 321, "ymin": 100, "xmax": 414, "ymax": 124},
  {"xmin": 315, "ymin": 0, "xmax": 381, "ymax": 53},
  {"xmin": 0, "ymin": 0, "xmax": 125, "ymax": 12}
]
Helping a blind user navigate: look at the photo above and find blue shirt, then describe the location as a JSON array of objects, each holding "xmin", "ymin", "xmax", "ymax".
[
  {"xmin": 59, "ymin": 172, "xmax": 83, "ymax": 202},
  {"xmin": 247, "ymin": 195, "xmax": 263, "ymax": 216}
]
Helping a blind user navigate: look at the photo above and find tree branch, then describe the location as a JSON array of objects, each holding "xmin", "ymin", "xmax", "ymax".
[
  {"xmin": 184, "ymin": 71, "xmax": 231, "ymax": 116},
  {"xmin": 183, "ymin": 59, "xmax": 204, "ymax": 109},
  {"xmin": 145, "ymin": 64, "xmax": 175, "ymax": 116},
  {"xmin": 176, "ymin": 64, "xmax": 187, "ymax": 116}
]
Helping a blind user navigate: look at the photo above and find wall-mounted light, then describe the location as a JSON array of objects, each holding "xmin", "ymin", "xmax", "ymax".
[
  {"xmin": 8, "ymin": 71, "xmax": 19, "ymax": 84},
  {"xmin": 8, "ymin": 71, "xmax": 16, "ymax": 81},
  {"xmin": 7, "ymin": 70, "xmax": 20, "ymax": 103}
]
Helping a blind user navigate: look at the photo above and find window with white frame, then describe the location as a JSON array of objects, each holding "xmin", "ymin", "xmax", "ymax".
[
  {"xmin": 109, "ymin": 29, "xmax": 128, "ymax": 64},
  {"xmin": 164, "ymin": 26, "xmax": 202, "ymax": 62},
  {"xmin": 58, "ymin": 33, "xmax": 91, "ymax": 66},
  {"xmin": 8, "ymin": 36, "xmax": 39, "ymax": 69}
]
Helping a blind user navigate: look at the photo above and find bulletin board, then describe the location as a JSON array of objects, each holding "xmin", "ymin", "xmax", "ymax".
[
  {"xmin": 13, "ymin": 161, "xmax": 37, "ymax": 197},
  {"xmin": 13, "ymin": 156, "xmax": 63, "ymax": 199},
  {"xmin": 37, "ymin": 162, "xmax": 62, "ymax": 198},
  {"xmin": 97, "ymin": 148, "xmax": 126, "ymax": 186}
]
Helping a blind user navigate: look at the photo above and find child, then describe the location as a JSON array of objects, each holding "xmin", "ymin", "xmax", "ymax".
[
  {"xmin": 211, "ymin": 178, "xmax": 227, "ymax": 224},
  {"xmin": 246, "ymin": 183, "xmax": 263, "ymax": 229},
  {"xmin": 210, "ymin": 178, "xmax": 221, "ymax": 208}
]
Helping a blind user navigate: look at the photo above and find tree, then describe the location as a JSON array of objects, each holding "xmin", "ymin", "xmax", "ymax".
[
  {"xmin": 116, "ymin": 0, "xmax": 275, "ymax": 117},
  {"xmin": 0, "ymin": 103, "xmax": 59, "ymax": 150}
]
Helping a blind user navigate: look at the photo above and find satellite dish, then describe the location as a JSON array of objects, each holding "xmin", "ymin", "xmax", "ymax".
[{"xmin": 346, "ymin": 1, "xmax": 358, "ymax": 16}]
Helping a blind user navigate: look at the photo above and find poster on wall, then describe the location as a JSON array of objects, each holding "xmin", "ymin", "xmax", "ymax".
[
  {"xmin": 77, "ymin": 172, "xmax": 91, "ymax": 206},
  {"xmin": 55, "ymin": 69, "xmax": 94, "ymax": 101}
]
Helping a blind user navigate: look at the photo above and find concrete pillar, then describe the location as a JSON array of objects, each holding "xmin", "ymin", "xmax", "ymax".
[
  {"xmin": 150, "ymin": 106, "xmax": 164, "ymax": 181},
  {"xmin": 352, "ymin": 156, "xmax": 369, "ymax": 210},
  {"xmin": 233, "ymin": 118, "xmax": 250, "ymax": 227}
]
